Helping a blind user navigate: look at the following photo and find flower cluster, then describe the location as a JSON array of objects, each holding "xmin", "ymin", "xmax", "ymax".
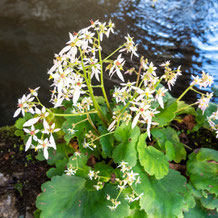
[
  {"xmin": 197, "ymin": 93, "xmax": 213, "ymax": 114},
  {"xmin": 207, "ymin": 109, "xmax": 218, "ymax": 138},
  {"xmin": 14, "ymin": 88, "xmax": 60, "ymax": 159},
  {"xmin": 191, "ymin": 71, "xmax": 214, "ymax": 88},
  {"xmin": 65, "ymin": 152, "xmax": 81, "ymax": 175},
  {"xmin": 106, "ymin": 161, "xmax": 143, "ymax": 211},
  {"xmin": 160, "ymin": 61, "xmax": 182, "ymax": 90},
  {"xmin": 108, "ymin": 60, "xmax": 179, "ymax": 137}
]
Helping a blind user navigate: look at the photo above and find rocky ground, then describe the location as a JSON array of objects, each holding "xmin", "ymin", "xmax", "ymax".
[{"xmin": 0, "ymin": 126, "xmax": 49, "ymax": 218}]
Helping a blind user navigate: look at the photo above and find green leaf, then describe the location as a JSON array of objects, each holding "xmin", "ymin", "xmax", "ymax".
[
  {"xmin": 176, "ymin": 101, "xmax": 197, "ymax": 116},
  {"xmin": 36, "ymin": 142, "xmax": 74, "ymax": 165},
  {"xmin": 184, "ymin": 203, "xmax": 217, "ymax": 218},
  {"xmin": 187, "ymin": 148, "xmax": 218, "ymax": 197},
  {"xmin": 99, "ymin": 126, "xmax": 114, "ymax": 158},
  {"xmin": 164, "ymin": 140, "xmax": 176, "ymax": 161},
  {"xmin": 132, "ymin": 163, "xmax": 195, "ymax": 218},
  {"xmin": 112, "ymin": 123, "xmax": 140, "ymax": 167},
  {"xmin": 66, "ymin": 153, "xmax": 90, "ymax": 178},
  {"xmin": 200, "ymin": 194, "xmax": 218, "ymax": 211},
  {"xmin": 125, "ymin": 209, "xmax": 148, "ymax": 218},
  {"xmin": 196, "ymin": 148, "xmax": 218, "ymax": 162},
  {"xmin": 62, "ymin": 109, "xmax": 96, "ymax": 154},
  {"xmin": 15, "ymin": 113, "xmax": 33, "ymax": 129},
  {"xmin": 46, "ymin": 157, "xmax": 68, "ymax": 178},
  {"xmin": 36, "ymin": 175, "xmax": 130, "ymax": 218},
  {"xmin": 151, "ymin": 127, "xmax": 186, "ymax": 163},
  {"xmin": 153, "ymin": 99, "xmax": 177, "ymax": 127},
  {"xmin": 137, "ymin": 133, "xmax": 169, "ymax": 179}
]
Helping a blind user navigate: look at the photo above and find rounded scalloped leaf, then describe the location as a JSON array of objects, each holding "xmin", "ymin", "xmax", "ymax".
[
  {"xmin": 132, "ymin": 163, "xmax": 195, "ymax": 218},
  {"xmin": 200, "ymin": 194, "xmax": 218, "ymax": 212},
  {"xmin": 112, "ymin": 123, "xmax": 140, "ymax": 167},
  {"xmin": 153, "ymin": 99, "xmax": 177, "ymax": 127},
  {"xmin": 137, "ymin": 133, "xmax": 169, "ymax": 179},
  {"xmin": 187, "ymin": 148, "xmax": 218, "ymax": 196},
  {"xmin": 184, "ymin": 203, "xmax": 218, "ymax": 218},
  {"xmin": 151, "ymin": 127, "xmax": 186, "ymax": 163},
  {"xmin": 36, "ymin": 175, "xmax": 130, "ymax": 218}
]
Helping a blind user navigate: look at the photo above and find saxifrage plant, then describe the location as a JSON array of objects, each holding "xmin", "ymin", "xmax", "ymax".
[{"xmin": 14, "ymin": 20, "xmax": 218, "ymax": 218}]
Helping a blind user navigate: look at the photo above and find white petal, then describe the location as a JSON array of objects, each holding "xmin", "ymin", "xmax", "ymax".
[
  {"xmin": 43, "ymin": 148, "xmax": 49, "ymax": 160},
  {"xmin": 23, "ymin": 128, "xmax": 30, "ymax": 134},
  {"xmin": 23, "ymin": 117, "xmax": 40, "ymax": 127},
  {"xmin": 59, "ymin": 45, "xmax": 71, "ymax": 55},
  {"xmin": 25, "ymin": 136, "xmax": 32, "ymax": 151},
  {"xmin": 73, "ymin": 89, "xmax": 80, "ymax": 105},
  {"xmin": 43, "ymin": 119, "xmax": 49, "ymax": 130},
  {"xmin": 33, "ymin": 135, "xmax": 38, "ymax": 141},
  {"xmin": 108, "ymin": 120, "xmax": 116, "ymax": 131},
  {"xmin": 132, "ymin": 113, "xmax": 140, "ymax": 129},
  {"xmin": 116, "ymin": 69, "xmax": 124, "ymax": 82},
  {"xmin": 49, "ymin": 134, "xmax": 56, "ymax": 150},
  {"xmin": 13, "ymin": 108, "xmax": 21, "ymax": 118}
]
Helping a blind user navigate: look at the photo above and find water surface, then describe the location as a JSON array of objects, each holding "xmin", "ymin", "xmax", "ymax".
[{"xmin": 0, "ymin": 0, "xmax": 217, "ymax": 126}]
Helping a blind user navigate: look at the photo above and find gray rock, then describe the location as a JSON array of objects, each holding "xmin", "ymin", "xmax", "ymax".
[
  {"xmin": 0, "ymin": 173, "xmax": 9, "ymax": 186},
  {"xmin": 0, "ymin": 191, "xmax": 18, "ymax": 218}
]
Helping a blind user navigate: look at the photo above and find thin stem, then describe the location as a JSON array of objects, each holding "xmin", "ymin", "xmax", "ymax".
[
  {"xmin": 183, "ymin": 144, "xmax": 193, "ymax": 151},
  {"xmin": 92, "ymin": 131, "xmax": 114, "ymax": 142},
  {"xmin": 92, "ymin": 85, "xmax": 103, "ymax": 88},
  {"xmin": 175, "ymin": 102, "xmax": 198, "ymax": 113},
  {"xmin": 87, "ymin": 114, "xmax": 100, "ymax": 135},
  {"xmin": 53, "ymin": 110, "xmax": 97, "ymax": 117},
  {"xmin": 103, "ymin": 44, "xmax": 125, "ymax": 62},
  {"xmin": 177, "ymin": 85, "xmax": 194, "ymax": 102},
  {"xmin": 97, "ymin": 32, "xmax": 112, "ymax": 115},
  {"xmin": 136, "ymin": 65, "xmax": 142, "ymax": 87},
  {"xmin": 79, "ymin": 47, "xmax": 109, "ymax": 127},
  {"xmin": 191, "ymin": 87, "xmax": 206, "ymax": 96},
  {"xmin": 74, "ymin": 118, "xmax": 89, "ymax": 126}
]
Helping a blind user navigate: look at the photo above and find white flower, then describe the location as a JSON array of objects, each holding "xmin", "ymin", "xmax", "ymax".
[
  {"xmin": 68, "ymin": 128, "xmax": 77, "ymax": 135},
  {"xmin": 127, "ymin": 170, "xmax": 139, "ymax": 183},
  {"xmin": 59, "ymin": 32, "xmax": 78, "ymax": 57},
  {"xmin": 88, "ymin": 170, "xmax": 95, "ymax": 180},
  {"xmin": 109, "ymin": 54, "xmax": 125, "ymax": 81},
  {"xmin": 65, "ymin": 167, "xmax": 77, "ymax": 176},
  {"xmin": 36, "ymin": 138, "xmax": 56, "ymax": 160},
  {"xmin": 23, "ymin": 107, "xmax": 49, "ymax": 127},
  {"xmin": 83, "ymin": 139, "xmax": 93, "ymax": 150},
  {"xmin": 42, "ymin": 122, "xmax": 60, "ymax": 150},
  {"xmin": 120, "ymin": 34, "xmax": 138, "ymax": 59},
  {"xmin": 97, "ymin": 22, "xmax": 107, "ymax": 41},
  {"xmin": 197, "ymin": 93, "xmax": 213, "ymax": 114},
  {"xmin": 160, "ymin": 61, "xmax": 170, "ymax": 67},
  {"xmin": 29, "ymin": 87, "xmax": 40, "ymax": 97},
  {"xmin": 135, "ymin": 87, "xmax": 155, "ymax": 101},
  {"xmin": 91, "ymin": 63, "xmax": 101, "ymax": 81},
  {"xmin": 118, "ymin": 161, "xmax": 128, "ymax": 168},
  {"xmin": 93, "ymin": 185, "xmax": 101, "ymax": 191},
  {"xmin": 191, "ymin": 71, "xmax": 214, "ymax": 88},
  {"xmin": 156, "ymin": 87, "xmax": 168, "ymax": 108},
  {"xmin": 23, "ymin": 125, "xmax": 39, "ymax": 151},
  {"xmin": 14, "ymin": 94, "xmax": 35, "ymax": 117},
  {"xmin": 106, "ymin": 19, "xmax": 115, "ymax": 37},
  {"xmin": 130, "ymin": 102, "xmax": 150, "ymax": 128}
]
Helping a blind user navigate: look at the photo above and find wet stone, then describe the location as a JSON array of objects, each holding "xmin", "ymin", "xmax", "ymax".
[{"xmin": 0, "ymin": 191, "xmax": 18, "ymax": 218}]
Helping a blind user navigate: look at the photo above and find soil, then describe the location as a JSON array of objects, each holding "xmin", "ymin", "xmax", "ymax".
[{"xmin": 0, "ymin": 126, "xmax": 50, "ymax": 217}]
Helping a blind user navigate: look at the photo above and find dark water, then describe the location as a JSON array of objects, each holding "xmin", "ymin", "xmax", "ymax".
[{"xmin": 0, "ymin": 0, "xmax": 217, "ymax": 126}]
